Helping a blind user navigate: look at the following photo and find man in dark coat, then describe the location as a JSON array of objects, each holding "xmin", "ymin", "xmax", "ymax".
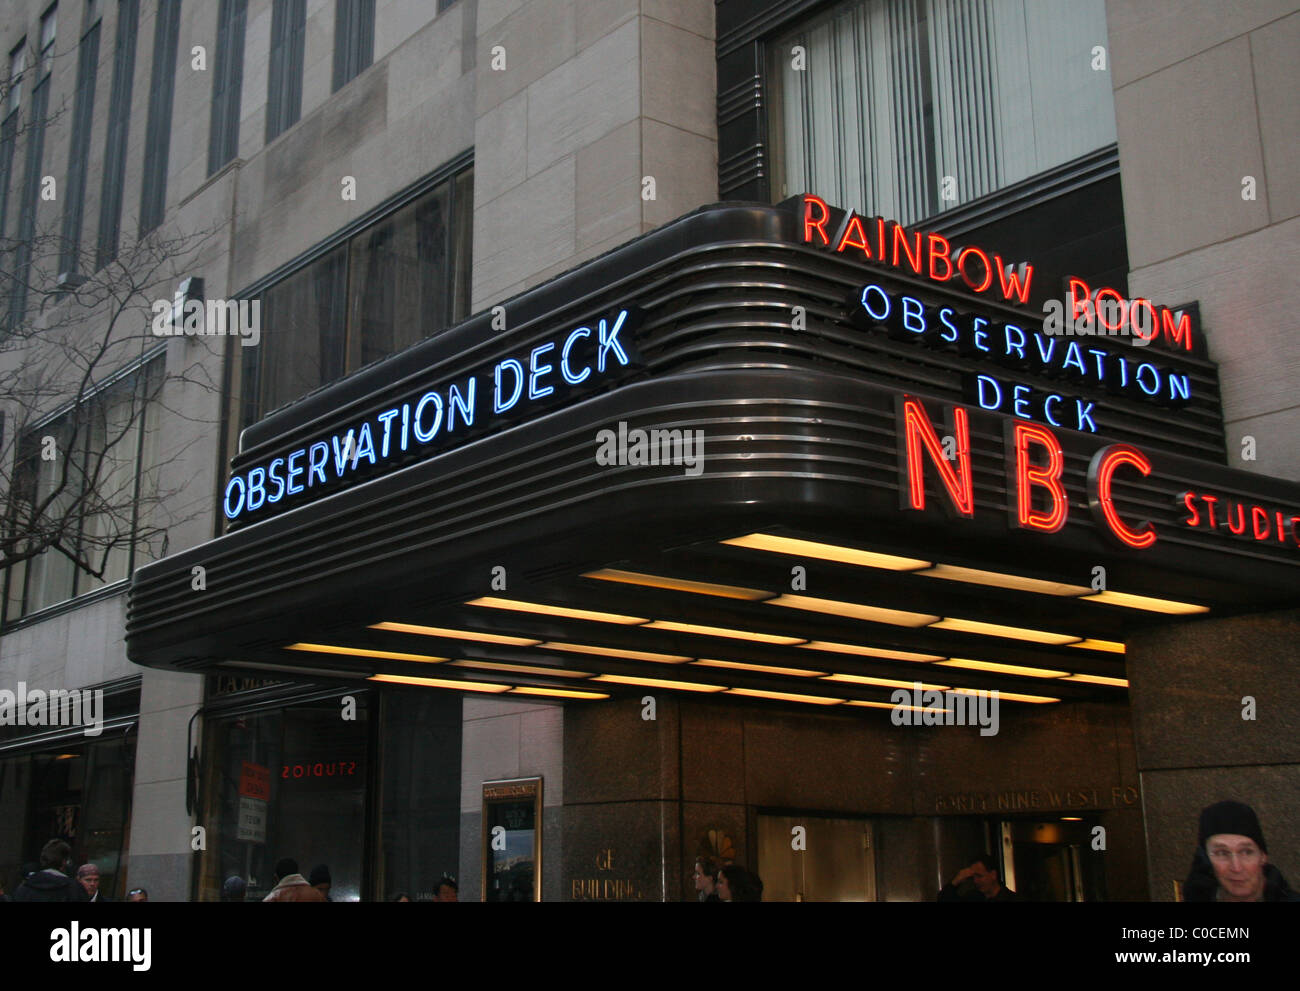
[
  {"xmin": 938, "ymin": 853, "xmax": 1019, "ymax": 902},
  {"xmin": 1183, "ymin": 800, "xmax": 1299, "ymax": 902},
  {"xmin": 13, "ymin": 840, "xmax": 87, "ymax": 902}
]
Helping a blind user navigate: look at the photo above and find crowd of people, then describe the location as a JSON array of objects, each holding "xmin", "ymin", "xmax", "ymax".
[{"xmin": 4, "ymin": 800, "xmax": 1291, "ymax": 903}]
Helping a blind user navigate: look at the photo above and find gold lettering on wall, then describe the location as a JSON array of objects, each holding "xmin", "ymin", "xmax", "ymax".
[{"xmin": 933, "ymin": 784, "xmax": 1140, "ymax": 814}]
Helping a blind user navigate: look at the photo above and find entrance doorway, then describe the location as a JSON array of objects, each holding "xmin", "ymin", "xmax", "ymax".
[{"xmin": 1002, "ymin": 817, "xmax": 1105, "ymax": 901}]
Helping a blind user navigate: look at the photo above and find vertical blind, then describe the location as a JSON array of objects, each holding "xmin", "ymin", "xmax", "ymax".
[{"xmin": 773, "ymin": 0, "xmax": 1117, "ymax": 226}]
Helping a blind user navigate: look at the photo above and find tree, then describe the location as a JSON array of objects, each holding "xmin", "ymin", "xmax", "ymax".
[{"xmin": 0, "ymin": 36, "xmax": 228, "ymax": 616}]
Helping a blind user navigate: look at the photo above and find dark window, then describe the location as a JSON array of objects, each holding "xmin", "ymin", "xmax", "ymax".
[
  {"xmin": 233, "ymin": 165, "xmax": 473, "ymax": 435},
  {"xmin": 207, "ymin": 0, "xmax": 247, "ymax": 175},
  {"xmin": 58, "ymin": 3, "xmax": 103, "ymax": 281},
  {"xmin": 265, "ymin": 0, "xmax": 305, "ymax": 143},
  {"xmin": 96, "ymin": 0, "xmax": 139, "ymax": 268},
  {"xmin": 139, "ymin": 0, "xmax": 181, "ymax": 235},
  {"xmin": 0, "ymin": 111, "xmax": 17, "ymax": 246},
  {"xmin": 8, "ymin": 74, "xmax": 51, "ymax": 328},
  {"xmin": 331, "ymin": 0, "xmax": 374, "ymax": 92}
]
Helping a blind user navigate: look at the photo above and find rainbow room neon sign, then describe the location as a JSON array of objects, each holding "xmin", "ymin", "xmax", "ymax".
[{"xmin": 800, "ymin": 194, "xmax": 1198, "ymax": 354}]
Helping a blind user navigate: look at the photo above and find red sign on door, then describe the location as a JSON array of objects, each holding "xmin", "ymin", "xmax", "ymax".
[{"xmin": 238, "ymin": 760, "xmax": 271, "ymax": 801}]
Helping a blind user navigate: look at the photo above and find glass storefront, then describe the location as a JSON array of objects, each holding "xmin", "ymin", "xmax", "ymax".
[{"xmin": 194, "ymin": 682, "xmax": 461, "ymax": 901}]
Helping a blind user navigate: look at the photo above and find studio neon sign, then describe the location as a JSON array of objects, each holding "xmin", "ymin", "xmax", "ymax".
[{"xmin": 223, "ymin": 308, "xmax": 642, "ymax": 523}]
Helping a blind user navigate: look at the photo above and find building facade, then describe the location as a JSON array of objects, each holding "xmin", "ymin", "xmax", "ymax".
[{"xmin": 1, "ymin": 0, "xmax": 1296, "ymax": 903}]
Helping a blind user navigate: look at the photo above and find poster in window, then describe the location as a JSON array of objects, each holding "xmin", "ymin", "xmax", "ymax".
[{"xmin": 481, "ymin": 777, "xmax": 542, "ymax": 902}]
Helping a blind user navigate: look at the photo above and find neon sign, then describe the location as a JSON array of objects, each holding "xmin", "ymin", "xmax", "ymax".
[
  {"xmin": 800, "ymin": 195, "xmax": 1197, "ymax": 353},
  {"xmin": 852, "ymin": 281, "xmax": 1192, "ymax": 434},
  {"xmin": 224, "ymin": 308, "xmax": 643, "ymax": 523}
]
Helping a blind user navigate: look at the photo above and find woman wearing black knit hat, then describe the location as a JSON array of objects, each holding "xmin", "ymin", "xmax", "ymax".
[{"xmin": 1183, "ymin": 800, "xmax": 1299, "ymax": 902}]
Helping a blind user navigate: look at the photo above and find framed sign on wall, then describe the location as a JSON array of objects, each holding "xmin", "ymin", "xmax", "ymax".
[{"xmin": 481, "ymin": 777, "xmax": 543, "ymax": 902}]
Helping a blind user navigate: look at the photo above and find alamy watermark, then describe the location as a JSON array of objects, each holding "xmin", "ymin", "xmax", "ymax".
[
  {"xmin": 890, "ymin": 683, "xmax": 1000, "ymax": 736},
  {"xmin": 0, "ymin": 683, "xmax": 104, "ymax": 736},
  {"xmin": 151, "ymin": 296, "xmax": 261, "ymax": 347},
  {"xmin": 595, "ymin": 421, "xmax": 705, "ymax": 476}
]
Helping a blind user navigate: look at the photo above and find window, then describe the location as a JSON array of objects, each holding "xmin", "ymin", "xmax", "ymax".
[
  {"xmin": 768, "ymin": 0, "xmax": 1118, "ymax": 226},
  {"xmin": 207, "ymin": 0, "xmax": 247, "ymax": 175},
  {"xmin": 58, "ymin": 0, "xmax": 104, "ymax": 281},
  {"xmin": 2, "ymin": 356, "xmax": 165, "ymax": 621},
  {"xmin": 331, "ymin": 0, "xmax": 374, "ymax": 92},
  {"xmin": 96, "ymin": 0, "xmax": 139, "ymax": 268},
  {"xmin": 139, "ymin": 0, "xmax": 181, "ymax": 235},
  {"xmin": 0, "ymin": 44, "xmax": 23, "ymax": 242},
  {"xmin": 266, "ymin": 0, "xmax": 306, "ymax": 143},
  {"xmin": 6, "ymin": 42, "xmax": 25, "ymax": 117},
  {"xmin": 9, "ymin": 19, "xmax": 55, "ymax": 328},
  {"xmin": 233, "ymin": 165, "xmax": 472, "ymax": 435}
]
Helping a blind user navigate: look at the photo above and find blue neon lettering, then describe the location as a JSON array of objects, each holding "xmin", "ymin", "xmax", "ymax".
[
  {"xmin": 286, "ymin": 449, "xmax": 305, "ymax": 495},
  {"xmin": 495, "ymin": 360, "xmax": 524, "ymax": 413},
  {"xmin": 901, "ymin": 296, "xmax": 926, "ymax": 335},
  {"xmin": 400, "ymin": 404, "xmax": 410, "ymax": 451},
  {"xmin": 376, "ymin": 409, "xmax": 399, "ymax": 458},
  {"xmin": 1075, "ymin": 399, "xmax": 1097, "ymax": 433},
  {"xmin": 530, "ymin": 342, "xmax": 556, "ymax": 400},
  {"xmin": 1169, "ymin": 374, "xmax": 1191, "ymax": 403},
  {"xmin": 223, "ymin": 476, "xmax": 246, "ymax": 519},
  {"xmin": 1012, "ymin": 384, "xmax": 1032, "ymax": 419},
  {"xmin": 1087, "ymin": 348, "xmax": 1108, "ymax": 379},
  {"xmin": 1136, "ymin": 362, "xmax": 1160, "ymax": 396},
  {"xmin": 449, "ymin": 378, "xmax": 476, "ymax": 430},
  {"xmin": 308, "ymin": 443, "xmax": 329, "ymax": 486},
  {"xmin": 353, "ymin": 422, "xmax": 377, "ymax": 465},
  {"xmin": 331, "ymin": 431, "xmax": 356, "ymax": 476},
  {"xmin": 414, "ymin": 392, "xmax": 443, "ymax": 442},
  {"xmin": 1063, "ymin": 341, "xmax": 1086, "ymax": 375},
  {"xmin": 975, "ymin": 375, "xmax": 1002, "ymax": 411},
  {"xmin": 972, "ymin": 318, "xmax": 990, "ymax": 353},
  {"xmin": 1044, "ymin": 394, "xmax": 1063, "ymax": 427},
  {"xmin": 860, "ymin": 284, "xmax": 890, "ymax": 322},
  {"xmin": 1003, "ymin": 324, "xmax": 1026, "ymax": 360},
  {"xmin": 266, "ymin": 458, "xmax": 286, "ymax": 503},
  {"xmin": 938, "ymin": 307, "xmax": 960, "ymax": 343},
  {"xmin": 247, "ymin": 467, "xmax": 267, "ymax": 512},
  {"xmin": 597, "ymin": 310, "xmax": 631, "ymax": 372},
  {"xmin": 562, "ymin": 328, "xmax": 592, "ymax": 384},
  {"xmin": 1034, "ymin": 333, "xmax": 1056, "ymax": 364}
]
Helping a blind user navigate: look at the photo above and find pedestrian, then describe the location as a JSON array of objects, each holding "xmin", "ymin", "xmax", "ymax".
[
  {"xmin": 937, "ymin": 854, "xmax": 1019, "ymax": 902},
  {"xmin": 76, "ymin": 864, "xmax": 109, "ymax": 902},
  {"xmin": 692, "ymin": 857, "xmax": 721, "ymax": 902},
  {"xmin": 262, "ymin": 858, "xmax": 326, "ymax": 902},
  {"xmin": 434, "ymin": 875, "xmax": 457, "ymax": 902},
  {"xmin": 126, "ymin": 887, "xmax": 148, "ymax": 902},
  {"xmin": 308, "ymin": 864, "xmax": 332, "ymax": 901},
  {"xmin": 12, "ymin": 840, "xmax": 85, "ymax": 902},
  {"xmin": 221, "ymin": 875, "xmax": 247, "ymax": 902},
  {"xmin": 716, "ymin": 863, "xmax": 763, "ymax": 902},
  {"xmin": 1182, "ymin": 800, "xmax": 1299, "ymax": 902}
]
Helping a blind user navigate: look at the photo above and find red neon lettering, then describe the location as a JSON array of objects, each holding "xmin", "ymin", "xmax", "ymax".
[
  {"xmin": 927, "ymin": 233, "xmax": 953, "ymax": 282},
  {"xmin": 1161, "ymin": 308, "xmax": 1194, "ymax": 351},
  {"xmin": 875, "ymin": 217, "xmax": 887, "ymax": 262},
  {"xmin": 1068, "ymin": 278, "xmax": 1092, "ymax": 321},
  {"xmin": 1095, "ymin": 287, "xmax": 1125, "ymax": 332},
  {"xmin": 1226, "ymin": 502, "xmax": 1247, "ymax": 535},
  {"xmin": 996, "ymin": 258, "xmax": 1033, "ymax": 304},
  {"xmin": 1277, "ymin": 510, "xmax": 1287, "ymax": 543},
  {"xmin": 803, "ymin": 194, "xmax": 831, "ymax": 246},
  {"xmin": 1181, "ymin": 491, "xmax": 1201, "ymax": 528},
  {"xmin": 1291, "ymin": 516, "xmax": 1300, "ymax": 548},
  {"xmin": 1013, "ymin": 423, "xmax": 1068, "ymax": 533},
  {"xmin": 1202, "ymin": 494, "xmax": 1219, "ymax": 528},
  {"xmin": 892, "ymin": 225, "xmax": 923, "ymax": 275},
  {"xmin": 1090, "ymin": 445, "xmax": 1157, "ymax": 549},
  {"xmin": 901, "ymin": 397, "xmax": 974, "ymax": 517},
  {"xmin": 957, "ymin": 247, "xmax": 993, "ymax": 293},
  {"xmin": 835, "ymin": 213, "xmax": 873, "ymax": 258},
  {"xmin": 1130, "ymin": 298, "xmax": 1159, "ymax": 343},
  {"xmin": 1252, "ymin": 506, "xmax": 1271, "ymax": 541}
]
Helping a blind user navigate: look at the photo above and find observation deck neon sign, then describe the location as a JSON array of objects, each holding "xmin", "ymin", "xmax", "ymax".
[{"xmin": 223, "ymin": 308, "xmax": 642, "ymax": 523}]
